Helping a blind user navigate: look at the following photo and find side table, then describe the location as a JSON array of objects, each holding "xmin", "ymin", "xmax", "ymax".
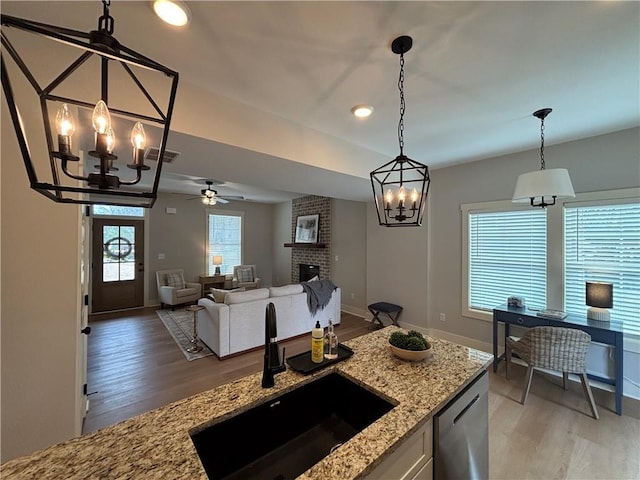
[
  {"xmin": 199, "ymin": 274, "xmax": 226, "ymax": 295},
  {"xmin": 185, "ymin": 304, "xmax": 205, "ymax": 353}
]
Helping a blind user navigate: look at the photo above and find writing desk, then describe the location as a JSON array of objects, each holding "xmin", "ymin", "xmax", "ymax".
[{"xmin": 493, "ymin": 304, "xmax": 624, "ymax": 415}]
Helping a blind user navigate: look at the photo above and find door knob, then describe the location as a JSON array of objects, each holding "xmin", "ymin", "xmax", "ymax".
[{"xmin": 81, "ymin": 326, "xmax": 91, "ymax": 335}]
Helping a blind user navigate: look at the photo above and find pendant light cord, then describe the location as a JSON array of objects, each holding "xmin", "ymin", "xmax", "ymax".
[
  {"xmin": 398, "ymin": 52, "xmax": 405, "ymax": 156},
  {"xmin": 539, "ymin": 115, "xmax": 546, "ymax": 170}
]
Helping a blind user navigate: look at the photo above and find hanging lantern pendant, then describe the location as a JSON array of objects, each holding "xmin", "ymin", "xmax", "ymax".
[{"xmin": 370, "ymin": 35, "xmax": 430, "ymax": 227}]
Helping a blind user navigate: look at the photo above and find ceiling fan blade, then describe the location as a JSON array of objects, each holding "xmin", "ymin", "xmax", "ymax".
[
  {"xmin": 216, "ymin": 197, "xmax": 230, "ymax": 204},
  {"xmin": 219, "ymin": 195, "xmax": 244, "ymax": 200}
]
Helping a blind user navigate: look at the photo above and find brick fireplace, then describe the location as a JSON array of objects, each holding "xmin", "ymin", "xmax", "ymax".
[{"xmin": 290, "ymin": 195, "xmax": 331, "ymax": 282}]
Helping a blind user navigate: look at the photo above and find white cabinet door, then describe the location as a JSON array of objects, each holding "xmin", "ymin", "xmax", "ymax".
[{"xmin": 364, "ymin": 419, "xmax": 432, "ymax": 480}]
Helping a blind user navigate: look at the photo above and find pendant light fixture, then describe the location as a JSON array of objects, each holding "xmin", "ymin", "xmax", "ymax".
[
  {"xmin": 512, "ymin": 108, "xmax": 575, "ymax": 208},
  {"xmin": 370, "ymin": 35, "xmax": 430, "ymax": 227},
  {"xmin": 1, "ymin": 0, "xmax": 179, "ymax": 208}
]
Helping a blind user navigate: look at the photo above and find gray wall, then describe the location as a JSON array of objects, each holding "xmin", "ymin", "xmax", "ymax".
[
  {"xmin": 366, "ymin": 202, "xmax": 429, "ymax": 328},
  {"xmin": 2, "ymin": 111, "xmax": 82, "ymax": 461},
  {"xmin": 428, "ymin": 127, "xmax": 640, "ymax": 345},
  {"xmin": 272, "ymin": 201, "xmax": 292, "ymax": 286},
  {"xmin": 148, "ymin": 193, "xmax": 275, "ymax": 301},
  {"xmin": 332, "ymin": 198, "xmax": 368, "ymax": 314}
]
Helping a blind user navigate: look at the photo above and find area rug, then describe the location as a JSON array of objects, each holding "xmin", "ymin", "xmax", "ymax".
[{"xmin": 156, "ymin": 309, "xmax": 213, "ymax": 361}]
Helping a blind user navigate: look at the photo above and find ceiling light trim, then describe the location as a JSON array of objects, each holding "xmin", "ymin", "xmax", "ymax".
[{"xmin": 153, "ymin": 0, "xmax": 191, "ymax": 27}]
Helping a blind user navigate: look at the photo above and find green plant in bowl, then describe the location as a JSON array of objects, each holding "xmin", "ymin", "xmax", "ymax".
[{"xmin": 389, "ymin": 330, "xmax": 432, "ymax": 361}]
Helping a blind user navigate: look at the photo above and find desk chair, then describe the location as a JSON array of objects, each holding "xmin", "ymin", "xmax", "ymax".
[{"xmin": 506, "ymin": 326, "xmax": 599, "ymax": 419}]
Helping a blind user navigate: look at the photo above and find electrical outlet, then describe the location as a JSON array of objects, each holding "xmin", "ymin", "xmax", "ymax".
[
  {"xmin": 350, "ymin": 292, "xmax": 355, "ymax": 300},
  {"xmin": 440, "ymin": 313, "xmax": 446, "ymax": 322}
]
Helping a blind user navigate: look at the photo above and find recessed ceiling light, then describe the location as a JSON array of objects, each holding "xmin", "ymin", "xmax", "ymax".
[
  {"xmin": 153, "ymin": 0, "xmax": 191, "ymax": 27},
  {"xmin": 351, "ymin": 105, "xmax": 374, "ymax": 118}
]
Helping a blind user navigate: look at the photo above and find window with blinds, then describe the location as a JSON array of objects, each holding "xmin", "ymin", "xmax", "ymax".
[
  {"xmin": 207, "ymin": 213, "xmax": 242, "ymax": 276},
  {"xmin": 564, "ymin": 202, "xmax": 640, "ymax": 334},
  {"xmin": 468, "ymin": 209, "xmax": 547, "ymax": 312}
]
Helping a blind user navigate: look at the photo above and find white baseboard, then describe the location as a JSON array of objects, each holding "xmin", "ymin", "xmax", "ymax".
[
  {"xmin": 341, "ymin": 305, "xmax": 370, "ymax": 319},
  {"xmin": 425, "ymin": 327, "xmax": 493, "ymax": 354}
]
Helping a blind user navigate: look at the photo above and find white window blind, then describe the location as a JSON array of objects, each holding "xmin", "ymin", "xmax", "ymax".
[
  {"xmin": 469, "ymin": 209, "xmax": 547, "ymax": 312},
  {"xmin": 564, "ymin": 202, "xmax": 640, "ymax": 334},
  {"xmin": 207, "ymin": 213, "xmax": 242, "ymax": 275}
]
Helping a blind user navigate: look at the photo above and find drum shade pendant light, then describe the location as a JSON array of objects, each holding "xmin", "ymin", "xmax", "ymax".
[
  {"xmin": 370, "ymin": 35, "xmax": 430, "ymax": 227},
  {"xmin": 512, "ymin": 108, "xmax": 575, "ymax": 208},
  {"xmin": 1, "ymin": 0, "xmax": 179, "ymax": 208}
]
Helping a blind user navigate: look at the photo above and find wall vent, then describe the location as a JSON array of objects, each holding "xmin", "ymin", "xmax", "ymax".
[{"xmin": 144, "ymin": 147, "xmax": 180, "ymax": 164}]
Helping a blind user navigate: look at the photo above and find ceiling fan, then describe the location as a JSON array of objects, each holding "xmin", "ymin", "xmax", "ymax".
[{"xmin": 190, "ymin": 180, "xmax": 245, "ymax": 205}]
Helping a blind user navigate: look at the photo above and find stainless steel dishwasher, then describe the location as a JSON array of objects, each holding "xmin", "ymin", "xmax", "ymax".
[{"xmin": 434, "ymin": 370, "xmax": 489, "ymax": 480}]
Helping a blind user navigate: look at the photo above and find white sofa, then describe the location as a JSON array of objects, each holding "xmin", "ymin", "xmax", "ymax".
[{"xmin": 197, "ymin": 284, "xmax": 341, "ymax": 358}]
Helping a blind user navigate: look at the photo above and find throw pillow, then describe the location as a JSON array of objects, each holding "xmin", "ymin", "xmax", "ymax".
[
  {"xmin": 166, "ymin": 272, "xmax": 185, "ymax": 289},
  {"xmin": 237, "ymin": 267, "xmax": 254, "ymax": 283},
  {"xmin": 210, "ymin": 287, "xmax": 245, "ymax": 303}
]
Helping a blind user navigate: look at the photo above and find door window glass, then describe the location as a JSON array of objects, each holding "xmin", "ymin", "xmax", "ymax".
[{"xmin": 103, "ymin": 225, "xmax": 136, "ymax": 282}]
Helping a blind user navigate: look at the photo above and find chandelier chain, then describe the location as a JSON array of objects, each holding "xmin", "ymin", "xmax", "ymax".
[
  {"xmin": 398, "ymin": 53, "xmax": 405, "ymax": 156},
  {"xmin": 99, "ymin": 0, "xmax": 114, "ymax": 35},
  {"xmin": 539, "ymin": 115, "xmax": 546, "ymax": 170}
]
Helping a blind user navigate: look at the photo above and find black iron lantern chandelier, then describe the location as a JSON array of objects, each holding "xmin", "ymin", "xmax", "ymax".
[
  {"xmin": 1, "ymin": 0, "xmax": 179, "ymax": 207},
  {"xmin": 370, "ymin": 35, "xmax": 430, "ymax": 227}
]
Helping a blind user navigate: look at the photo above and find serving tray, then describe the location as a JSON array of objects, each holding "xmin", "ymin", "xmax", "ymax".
[{"xmin": 286, "ymin": 343, "xmax": 354, "ymax": 374}]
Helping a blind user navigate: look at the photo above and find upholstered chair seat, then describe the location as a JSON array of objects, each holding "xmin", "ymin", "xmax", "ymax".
[
  {"xmin": 232, "ymin": 265, "xmax": 261, "ymax": 290},
  {"xmin": 156, "ymin": 269, "xmax": 201, "ymax": 309}
]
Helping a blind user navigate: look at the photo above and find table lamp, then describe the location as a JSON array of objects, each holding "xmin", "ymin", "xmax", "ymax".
[
  {"xmin": 586, "ymin": 281, "xmax": 613, "ymax": 321},
  {"xmin": 212, "ymin": 255, "xmax": 223, "ymax": 275}
]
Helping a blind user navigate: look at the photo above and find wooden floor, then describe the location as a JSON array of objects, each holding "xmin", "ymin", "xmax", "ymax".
[{"xmin": 85, "ymin": 308, "xmax": 640, "ymax": 479}]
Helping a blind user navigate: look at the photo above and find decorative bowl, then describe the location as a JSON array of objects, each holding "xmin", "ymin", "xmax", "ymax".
[{"xmin": 389, "ymin": 343, "xmax": 433, "ymax": 362}]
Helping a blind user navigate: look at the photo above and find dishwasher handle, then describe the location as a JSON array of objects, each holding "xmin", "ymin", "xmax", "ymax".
[{"xmin": 453, "ymin": 393, "xmax": 480, "ymax": 425}]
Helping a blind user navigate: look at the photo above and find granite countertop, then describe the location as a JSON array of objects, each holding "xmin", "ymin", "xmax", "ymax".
[{"xmin": 1, "ymin": 326, "xmax": 493, "ymax": 479}]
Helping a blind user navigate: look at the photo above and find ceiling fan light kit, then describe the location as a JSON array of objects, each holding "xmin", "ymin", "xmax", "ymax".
[
  {"xmin": 370, "ymin": 35, "xmax": 430, "ymax": 227},
  {"xmin": 512, "ymin": 108, "xmax": 575, "ymax": 208},
  {"xmin": 1, "ymin": 0, "xmax": 179, "ymax": 208}
]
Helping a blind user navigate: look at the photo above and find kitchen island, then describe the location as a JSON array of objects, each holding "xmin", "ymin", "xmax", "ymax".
[{"xmin": 1, "ymin": 326, "xmax": 492, "ymax": 479}]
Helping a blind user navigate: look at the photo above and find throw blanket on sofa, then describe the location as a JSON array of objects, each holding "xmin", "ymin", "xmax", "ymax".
[{"xmin": 301, "ymin": 279, "xmax": 337, "ymax": 315}]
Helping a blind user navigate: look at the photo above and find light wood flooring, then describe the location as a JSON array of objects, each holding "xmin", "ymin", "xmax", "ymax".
[{"xmin": 85, "ymin": 308, "xmax": 640, "ymax": 479}]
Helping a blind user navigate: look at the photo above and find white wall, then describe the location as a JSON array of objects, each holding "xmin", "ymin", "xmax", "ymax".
[{"xmin": 1, "ymin": 115, "xmax": 82, "ymax": 461}]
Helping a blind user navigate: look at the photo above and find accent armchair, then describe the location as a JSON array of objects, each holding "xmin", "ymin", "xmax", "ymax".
[
  {"xmin": 232, "ymin": 265, "xmax": 261, "ymax": 290},
  {"xmin": 156, "ymin": 269, "xmax": 201, "ymax": 309},
  {"xmin": 506, "ymin": 326, "xmax": 599, "ymax": 419}
]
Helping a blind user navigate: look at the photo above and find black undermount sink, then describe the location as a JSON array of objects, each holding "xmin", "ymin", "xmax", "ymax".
[{"xmin": 190, "ymin": 373, "xmax": 395, "ymax": 480}]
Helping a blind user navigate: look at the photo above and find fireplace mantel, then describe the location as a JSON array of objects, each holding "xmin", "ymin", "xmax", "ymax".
[{"xmin": 284, "ymin": 242, "xmax": 326, "ymax": 248}]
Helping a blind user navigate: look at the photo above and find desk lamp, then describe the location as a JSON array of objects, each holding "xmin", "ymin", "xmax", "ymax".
[
  {"xmin": 212, "ymin": 256, "xmax": 223, "ymax": 275},
  {"xmin": 586, "ymin": 281, "xmax": 613, "ymax": 321}
]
